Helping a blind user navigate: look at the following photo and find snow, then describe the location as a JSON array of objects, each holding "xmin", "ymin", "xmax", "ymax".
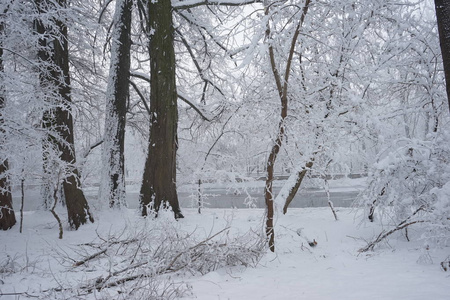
[
  {"xmin": 1, "ymin": 205, "xmax": 448, "ymax": 299},
  {"xmin": 190, "ymin": 208, "xmax": 448, "ymax": 300}
]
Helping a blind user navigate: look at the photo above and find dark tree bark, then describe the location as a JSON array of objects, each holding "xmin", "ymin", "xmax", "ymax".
[
  {"xmin": 101, "ymin": 0, "xmax": 133, "ymax": 208},
  {"xmin": 0, "ymin": 161, "xmax": 15, "ymax": 231},
  {"xmin": 0, "ymin": 5, "xmax": 16, "ymax": 230},
  {"xmin": 139, "ymin": 0, "xmax": 183, "ymax": 219},
  {"xmin": 435, "ymin": 0, "xmax": 450, "ymax": 112},
  {"xmin": 35, "ymin": 0, "xmax": 93, "ymax": 229}
]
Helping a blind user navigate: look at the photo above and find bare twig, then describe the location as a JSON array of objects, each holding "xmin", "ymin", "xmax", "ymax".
[
  {"xmin": 129, "ymin": 79, "xmax": 151, "ymax": 115},
  {"xmin": 0, "ymin": 292, "xmax": 39, "ymax": 298},
  {"xmin": 82, "ymin": 139, "xmax": 103, "ymax": 159},
  {"xmin": 50, "ymin": 177, "xmax": 63, "ymax": 240},
  {"xmin": 177, "ymin": 93, "xmax": 213, "ymax": 121},
  {"xmin": 20, "ymin": 176, "xmax": 24, "ymax": 233},
  {"xmin": 73, "ymin": 249, "xmax": 107, "ymax": 267},
  {"xmin": 359, "ymin": 220, "xmax": 426, "ymax": 252},
  {"xmin": 440, "ymin": 256, "xmax": 450, "ymax": 272},
  {"xmin": 164, "ymin": 227, "xmax": 230, "ymax": 272}
]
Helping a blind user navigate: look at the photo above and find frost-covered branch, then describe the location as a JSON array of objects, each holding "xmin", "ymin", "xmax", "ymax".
[
  {"xmin": 177, "ymin": 93, "xmax": 214, "ymax": 121},
  {"xmin": 176, "ymin": 11, "xmax": 234, "ymax": 56},
  {"xmin": 73, "ymin": 249, "xmax": 107, "ymax": 267},
  {"xmin": 130, "ymin": 72, "xmax": 216, "ymax": 121},
  {"xmin": 175, "ymin": 28, "xmax": 225, "ymax": 98},
  {"xmin": 173, "ymin": 0, "xmax": 262, "ymax": 10}
]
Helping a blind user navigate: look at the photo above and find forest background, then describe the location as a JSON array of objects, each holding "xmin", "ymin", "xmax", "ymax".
[{"xmin": 0, "ymin": 0, "xmax": 449, "ymax": 286}]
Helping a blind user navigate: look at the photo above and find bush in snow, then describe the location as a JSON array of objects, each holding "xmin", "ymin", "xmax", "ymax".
[{"xmin": 357, "ymin": 129, "xmax": 450, "ymax": 251}]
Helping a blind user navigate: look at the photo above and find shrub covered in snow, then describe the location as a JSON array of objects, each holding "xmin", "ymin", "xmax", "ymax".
[{"xmin": 357, "ymin": 129, "xmax": 450, "ymax": 250}]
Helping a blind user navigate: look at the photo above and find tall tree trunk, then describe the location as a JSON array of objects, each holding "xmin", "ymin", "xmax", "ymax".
[
  {"xmin": 264, "ymin": 0, "xmax": 310, "ymax": 252},
  {"xmin": 101, "ymin": 0, "xmax": 133, "ymax": 208},
  {"xmin": 0, "ymin": 10, "xmax": 16, "ymax": 230},
  {"xmin": 139, "ymin": 0, "xmax": 183, "ymax": 219},
  {"xmin": 35, "ymin": 0, "xmax": 93, "ymax": 229},
  {"xmin": 435, "ymin": 0, "xmax": 450, "ymax": 112}
]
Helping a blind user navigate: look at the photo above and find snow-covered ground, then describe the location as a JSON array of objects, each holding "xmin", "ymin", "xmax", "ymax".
[{"xmin": 1, "ymin": 205, "xmax": 448, "ymax": 299}]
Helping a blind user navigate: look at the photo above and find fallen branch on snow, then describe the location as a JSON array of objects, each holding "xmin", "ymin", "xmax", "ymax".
[
  {"xmin": 45, "ymin": 222, "xmax": 265, "ymax": 299},
  {"xmin": 359, "ymin": 220, "xmax": 426, "ymax": 252}
]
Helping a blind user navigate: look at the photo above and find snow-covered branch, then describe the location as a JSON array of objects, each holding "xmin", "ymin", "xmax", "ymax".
[
  {"xmin": 172, "ymin": 0, "xmax": 262, "ymax": 10},
  {"xmin": 177, "ymin": 93, "xmax": 214, "ymax": 121}
]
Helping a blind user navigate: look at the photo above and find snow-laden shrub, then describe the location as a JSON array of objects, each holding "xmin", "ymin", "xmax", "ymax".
[
  {"xmin": 423, "ymin": 131, "xmax": 450, "ymax": 246},
  {"xmin": 357, "ymin": 129, "xmax": 450, "ymax": 250}
]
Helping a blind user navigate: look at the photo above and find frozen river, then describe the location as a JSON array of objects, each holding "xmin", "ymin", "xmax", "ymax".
[
  {"xmin": 121, "ymin": 179, "xmax": 364, "ymax": 210},
  {"xmin": 178, "ymin": 187, "xmax": 359, "ymax": 209},
  {"xmin": 13, "ymin": 179, "xmax": 365, "ymax": 211}
]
